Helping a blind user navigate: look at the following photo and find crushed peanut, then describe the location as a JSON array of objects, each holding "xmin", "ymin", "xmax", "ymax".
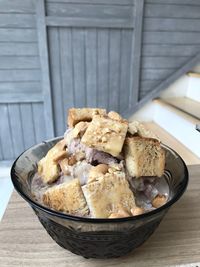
[
  {"xmin": 101, "ymin": 136, "xmax": 107, "ymax": 143},
  {"xmin": 131, "ymin": 206, "xmax": 144, "ymax": 216},
  {"xmin": 108, "ymin": 111, "xmax": 122, "ymax": 121},
  {"xmin": 53, "ymin": 150, "xmax": 68, "ymax": 163},
  {"xmin": 68, "ymin": 155, "xmax": 77, "ymax": 166},
  {"xmin": 152, "ymin": 194, "xmax": 167, "ymax": 208},
  {"xmin": 87, "ymin": 164, "xmax": 109, "ymax": 183},
  {"xmin": 109, "ymin": 209, "xmax": 130, "ymax": 218},
  {"xmin": 59, "ymin": 158, "xmax": 71, "ymax": 175}
]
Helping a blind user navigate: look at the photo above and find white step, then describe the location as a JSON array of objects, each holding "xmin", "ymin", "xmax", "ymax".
[
  {"xmin": 153, "ymin": 99, "xmax": 200, "ymax": 158},
  {"xmin": 187, "ymin": 72, "xmax": 200, "ymax": 102},
  {"xmin": 162, "ymin": 97, "xmax": 200, "ymax": 120}
]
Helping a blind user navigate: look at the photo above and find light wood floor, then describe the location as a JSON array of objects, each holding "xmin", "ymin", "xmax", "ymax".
[{"xmin": 145, "ymin": 122, "xmax": 200, "ymax": 165}]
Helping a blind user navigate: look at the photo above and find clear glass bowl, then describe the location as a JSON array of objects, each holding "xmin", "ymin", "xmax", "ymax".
[{"xmin": 11, "ymin": 137, "xmax": 188, "ymax": 259}]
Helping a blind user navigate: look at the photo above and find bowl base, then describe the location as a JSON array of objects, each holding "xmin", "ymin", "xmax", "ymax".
[{"xmin": 37, "ymin": 213, "xmax": 162, "ymax": 259}]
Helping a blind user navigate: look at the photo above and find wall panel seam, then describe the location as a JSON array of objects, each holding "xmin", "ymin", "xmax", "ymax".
[{"xmin": 36, "ymin": 0, "xmax": 55, "ymax": 138}]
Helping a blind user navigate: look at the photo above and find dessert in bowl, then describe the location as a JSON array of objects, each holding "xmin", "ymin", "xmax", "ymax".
[{"xmin": 11, "ymin": 108, "xmax": 188, "ymax": 258}]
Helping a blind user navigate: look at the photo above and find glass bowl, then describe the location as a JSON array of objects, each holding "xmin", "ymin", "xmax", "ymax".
[{"xmin": 11, "ymin": 137, "xmax": 188, "ymax": 259}]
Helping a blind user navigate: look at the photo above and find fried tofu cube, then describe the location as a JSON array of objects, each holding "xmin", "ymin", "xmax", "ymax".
[
  {"xmin": 38, "ymin": 157, "xmax": 60, "ymax": 184},
  {"xmin": 38, "ymin": 139, "xmax": 67, "ymax": 184},
  {"xmin": 44, "ymin": 139, "xmax": 67, "ymax": 160},
  {"xmin": 128, "ymin": 121, "xmax": 159, "ymax": 140},
  {"xmin": 107, "ymin": 111, "xmax": 123, "ymax": 121},
  {"xmin": 67, "ymin": 108, "xmax": 106, "ymax": 128},
  {"xmin": 124, "ymin": 136, "xmax": 165, "ymax": 178},
  {"xmin": 82, "ymin": 173, "xmax": 135, "ymax": 218},
  {"xmin": 64, "ymin": 121, "xmax": 90, "ymax": 147},
  {"xmin": 43, "ymin": 179, "xmax": 89, "ymax": 216},
  {"xmin": 81, "ymin": 115, "xmax": 128, "ymax": 157}
]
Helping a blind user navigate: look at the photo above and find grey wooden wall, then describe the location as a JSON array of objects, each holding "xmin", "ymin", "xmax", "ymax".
[
  {"xmin": 0, "ymin": 0, "xmax": 48, "ymax": 161},
  {"xmin": 1, "ymin": 0, "xmax": 200, "ymax": 160},
  {"xmin": 139, "ymin": 0, "xmax": 200, "ymax": 100},
  {"xmin": 46, "ymin": 0, "xmax": 139, "ymax": 136},
  {"xmin": 49, "ymin": 27, "xmax": 133, "ymax": 135}
]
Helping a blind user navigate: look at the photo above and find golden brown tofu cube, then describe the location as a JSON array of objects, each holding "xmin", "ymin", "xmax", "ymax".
[
  {"xmin": 124, "ymin": 136, "xmax": 165, "ymax": 178},
  {"xmin": 43, "ymin": 178, "xmax": 89, "ymax": 216},
  {"xmin": 81, "ymin": 115, "xmax": 128, "ymax": 157},
  {"xmin": 38, "ymin": 139, "xmax": 67, "ymax": 184},
  {"xmin": 82, "ymin": 173, "xmax": 135, "ymax": 218},
  {"xmin": 67, "ymin": 108, "xmax": 106, "ymax": 128}
]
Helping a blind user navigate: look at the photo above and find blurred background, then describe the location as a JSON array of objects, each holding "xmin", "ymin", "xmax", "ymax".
[{"xmin": 0, "ymin": 0, "xmax": 200, "ymax": 218}]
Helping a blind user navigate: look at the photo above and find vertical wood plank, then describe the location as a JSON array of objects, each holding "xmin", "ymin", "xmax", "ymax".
[
  {"xmin": 48, "ymin": 27, "xmax": 64, "ymax": 136},
  {"xmin": 0, "ymin": 105, "xmax": 5, "ymax": 160},
  {"xmin": 129, "ymin": 0, "xmax": 144, "ymax": 107},
  {"xmin": 72, "ymin": 28, "xmax": 86, "ymax": 107},
  {"xmin": 58, "ymin": 28, "xmax": 66, "ymax": 133},
  {"xmin": 32, "ymin": 103, "xmax": 46, "ymax": 143},
  {"xmin": 0, "ymin": 138, "xmax": 3, "ymax": 160},
  {"xmin": 108, "ymin": 29, "xmax": 121, "ymax": 112},
  {"xmin": 119, "ymin": 29, "xmax": 132, "ymax": 113},
  {"xmin": 7, "ymin": 104, "xmax": 25, "ymax": 157},
  {"xmin": 36, "ymin": 0, "xmax": 54, "ymax": 138},
  {"xmin": 20, "ymin": 103, "xmax": 36, "ymax": 148},
  {"xmin": 97, "ymin": 29, "xmax": 109, "ymax": 109},
  {"xmin": 85, "ymin": 29, "xmax": 97, "ymax": 107},
  {"xmin": 0, "ymin": 104, "xmax": 14, "ymax": 159},
  {"xmin": 59, "ymin": 27, "xmax": 74, "ymax": 130}
]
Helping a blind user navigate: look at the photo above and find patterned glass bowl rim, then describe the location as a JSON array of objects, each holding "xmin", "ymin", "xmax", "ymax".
[{"xmin": 11, "ymin": 138, "xmax": 188, "ymax": 223}]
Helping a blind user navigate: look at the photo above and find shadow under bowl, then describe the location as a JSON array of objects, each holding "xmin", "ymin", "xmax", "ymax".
[{"xmin": 11, "ymin": 137, "xmax": 188, "ymax": 259}]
